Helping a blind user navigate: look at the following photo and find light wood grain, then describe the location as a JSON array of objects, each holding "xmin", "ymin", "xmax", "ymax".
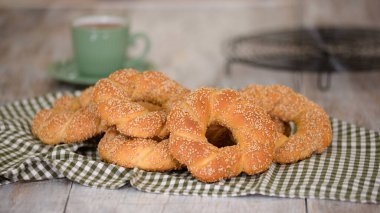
[
  {"xmin": 307, "ymin": 199, "xmax": 380, "ymax": 213},
  {"xmin": 0, "ymin": 179, "xmax": 72, "ymax": 213},
  {"xmin": 66, "ymin": 184, "xmax": 306, "ymax": 213}
]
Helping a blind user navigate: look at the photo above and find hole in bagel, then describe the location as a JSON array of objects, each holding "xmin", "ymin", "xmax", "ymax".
[
  {"xmin": 271, "ymin": 116, "xmax": 293, "ymax": 137},
  {"xmin": 289, "ymin": 121, "xmax": 297, "ymax": 135},
  {"xmin": 205, "ymin": 124, "xmax": 236, "ymax": 148}
]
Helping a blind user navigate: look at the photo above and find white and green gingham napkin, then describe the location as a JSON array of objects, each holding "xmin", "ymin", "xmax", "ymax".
[{"xmin": 0, "ymin": 92, "xmax": 379, "ymax": 203}]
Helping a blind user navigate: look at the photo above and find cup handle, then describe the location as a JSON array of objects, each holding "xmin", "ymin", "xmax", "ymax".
[{"xmin": 128, "ymin": 32, "xmax": 151, "ymax": 62}]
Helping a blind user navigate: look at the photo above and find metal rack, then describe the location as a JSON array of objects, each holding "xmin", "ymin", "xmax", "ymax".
[{"xmin": 225, "ymin": 27, "xmax": 380, "ymax": 90}]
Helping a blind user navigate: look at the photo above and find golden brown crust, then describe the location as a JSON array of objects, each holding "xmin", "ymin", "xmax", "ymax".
[
  {"xmin": 241, "ymin": 84, "xmax": 332, "ymax": 163},
  {"xmin": 98, "ymin": 129, "xmax": 181, "ymax": 171},
  {"xmin": 31, "ymin": 87, "xmax": 106, "ymax": 145},
  {"xmin": 168, "ymin": 88, "xmax": 277, "ymax": 182},
  {"xmin": 93, "ymin": 69, "xmax": 189, "ymax": 139}
]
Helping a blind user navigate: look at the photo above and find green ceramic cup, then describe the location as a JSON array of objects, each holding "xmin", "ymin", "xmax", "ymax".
[{"xmin": 72, "ymin": 15, "xmax": 150, "ymax": 77}]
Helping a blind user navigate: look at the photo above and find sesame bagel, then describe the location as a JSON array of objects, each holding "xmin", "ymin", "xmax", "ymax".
[
  {"xmin": 98, "ymin": 128, "xmax": 181, "ymax": 171},
  {"xmin": 168, "ymin": 88, "xmax": 277, "ymax": 182},
  {"xmin": 241, "ymin": 84, "xmax": 332, "ymax": 164},
  {"xmin": 31, "ymin": 87, "xmax": 105, "ymax": 145},
  {"xmin": 93, "ymin": 69, "xmax": 189, "ymax": 139}
]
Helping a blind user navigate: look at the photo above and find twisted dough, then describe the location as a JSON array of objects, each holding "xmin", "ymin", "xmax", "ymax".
[
  {"xmin": 32, "ymin": 87, "xmax": 105, "ymax": 145},
  {"xmin": 241, "ymin": 84, "xmax": 332, "ymax": 163},
  {"xmin": 98, "ymin": 128, "xmax": 181, "ymax": 171},
  {"xmin": 168, "ymin": 88, "xmax": 277, "ymax": 182},
  {"xmin": 93, "ymin": 69, "xmax": 189, "ymax": 138}
]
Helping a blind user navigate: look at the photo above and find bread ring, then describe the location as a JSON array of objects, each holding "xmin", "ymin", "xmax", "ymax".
[
  {"xmin": 168, "ymin": 88, "xmax": 277, "ymax": 182},
  {"xmin": 93, "ymin": 69, "xmax": 189, "ymax": 139},
  {"xmin": 32, "ymin": 87, "xmax": 105, "ymax": 145},
  {"xmin": 241, "ymin": 84, "xmax": 332, "ymax": 164},
  {"xmin": 98, "ymin": 128, "xmax": 181, "ymax": 171}
]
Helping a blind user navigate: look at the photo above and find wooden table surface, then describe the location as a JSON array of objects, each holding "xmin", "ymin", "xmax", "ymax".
[{"xmin": 0, "ymin": 1, "xmax": 379, "ymax": 212}]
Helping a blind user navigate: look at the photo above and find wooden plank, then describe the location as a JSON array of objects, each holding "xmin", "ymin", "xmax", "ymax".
[
  {"xmin": 301, "ymin": 71, "xmax": 380, "ymax": 212},
  {"xmin": 65, "ymin": 184, "xmax": 306, "ymax": 213},
  {"xmin": 307, "ymin": 199, "xmax": 380, "ymax": 213},
  {"xmin": 0, "ymin": 179, "xmax": 72, "ymax": 213}
]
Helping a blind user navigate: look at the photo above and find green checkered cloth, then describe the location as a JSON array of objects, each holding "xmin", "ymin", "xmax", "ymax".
[{"xmin": 0, "ymin": 92, "xmax": 379, "ymax": 204}]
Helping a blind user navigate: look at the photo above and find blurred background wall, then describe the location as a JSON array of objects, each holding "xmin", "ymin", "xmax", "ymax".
[{"xmin": 0, "ymin": 0, "xmax": 379, "ymax": 91}]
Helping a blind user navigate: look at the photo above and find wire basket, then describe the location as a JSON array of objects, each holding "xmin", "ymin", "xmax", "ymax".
[{"xmin": 225, "ymin": 27, "xmax": 380, "ymax": 90}]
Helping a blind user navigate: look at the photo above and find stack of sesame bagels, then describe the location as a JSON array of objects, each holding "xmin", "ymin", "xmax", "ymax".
[{"xmin": 32, "ymin": 69, "xmax": 332, "ymax": 183}]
